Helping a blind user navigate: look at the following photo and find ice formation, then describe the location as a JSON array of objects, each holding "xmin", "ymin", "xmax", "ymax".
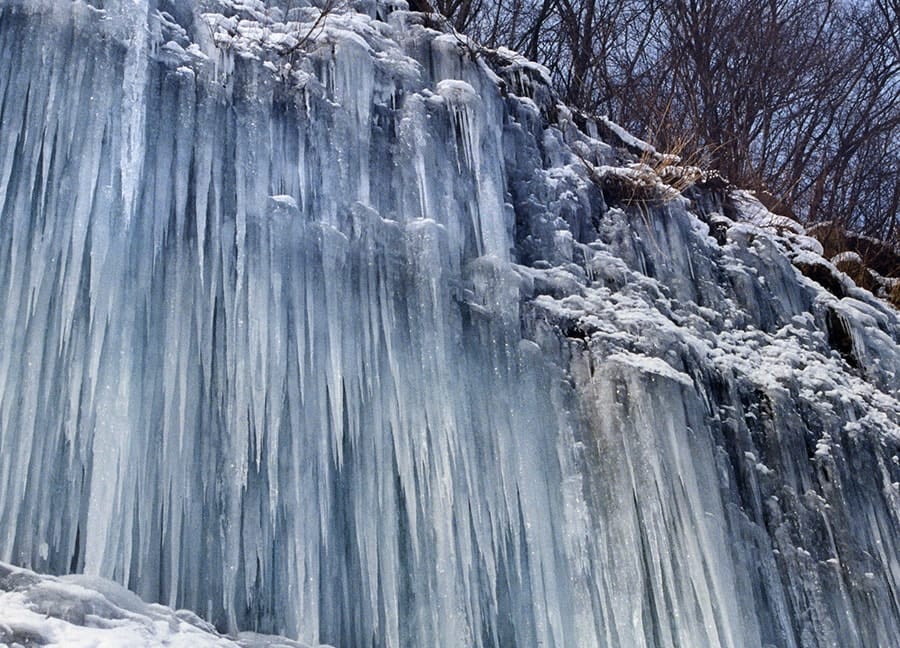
[{"xmin": 0, "ymin": 1, "xmax": 898, "ymax": 647}]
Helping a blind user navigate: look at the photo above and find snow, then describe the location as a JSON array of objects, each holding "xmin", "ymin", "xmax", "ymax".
[
  {"xmin": 489, "ymin": 46, "xmax": 555, "ymax": 100},
  {"xmin": 606, "ymin": 351, "xmax": 694, "ymax": 386},
  {"xmin": 435, "ymin": 78, "xmax": 477, "ymax": 103},
  {"xmin": 0, "ymin": 561, "xmax": 321, "ymax": 647},
  {"xmin": 0, "ymin": 1, "xmax": 899, "ymax": 648},
  {"xmin": 598, "ymin": 114, "xmax": 659, "ymax": 155}
]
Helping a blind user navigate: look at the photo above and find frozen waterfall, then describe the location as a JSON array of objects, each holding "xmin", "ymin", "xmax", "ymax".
[{"xmin": 0, "ymin": 1, "xmax": 899, "ymax": 647}]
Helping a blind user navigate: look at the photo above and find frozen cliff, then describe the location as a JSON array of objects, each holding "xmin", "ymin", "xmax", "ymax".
[{"xmin": 0, "ymin": 1, "xmax": 899, "ymax": 647}]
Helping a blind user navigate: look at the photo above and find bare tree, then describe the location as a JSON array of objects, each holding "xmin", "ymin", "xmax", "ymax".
[{"xmin": 435, "ymin": 0, "xmax": 900, "ymax": 256}]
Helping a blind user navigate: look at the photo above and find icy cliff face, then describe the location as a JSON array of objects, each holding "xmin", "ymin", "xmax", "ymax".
[{"xmin": 0, "ymin": 1, "xmax": 898, "ymax": 647}]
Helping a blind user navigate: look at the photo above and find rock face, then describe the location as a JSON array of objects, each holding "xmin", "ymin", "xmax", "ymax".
[{"xmin": 0, "ymin": 2, "xmax": 898, "ymax": 647}]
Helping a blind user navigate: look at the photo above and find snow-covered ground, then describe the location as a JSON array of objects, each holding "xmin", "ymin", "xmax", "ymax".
[{"xmin": 0, "ymin": 561, "xmax": 321, "ymax": 647}]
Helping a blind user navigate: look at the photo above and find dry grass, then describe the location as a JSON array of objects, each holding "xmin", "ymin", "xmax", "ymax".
[
  {"xmin": 890, "ymin": 282, "xmax": 900, "ymax": 308},
  {"xmin": 810, "ymin": 221, "xmax": 900, "ymax": 308},
  {"xmin": 636, "ymin": 134, "xmax": 707, "ymax": 195}
]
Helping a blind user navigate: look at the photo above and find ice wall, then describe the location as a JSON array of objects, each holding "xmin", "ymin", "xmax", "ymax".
[{"xmin": 0, "ymin": 1, "xmax": 898, "ymax": 647}]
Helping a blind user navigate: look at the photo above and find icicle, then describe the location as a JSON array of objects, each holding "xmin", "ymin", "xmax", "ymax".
[{"xmin": 0, "ymin": 4, "xmax": 899, "ymax": 648}]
